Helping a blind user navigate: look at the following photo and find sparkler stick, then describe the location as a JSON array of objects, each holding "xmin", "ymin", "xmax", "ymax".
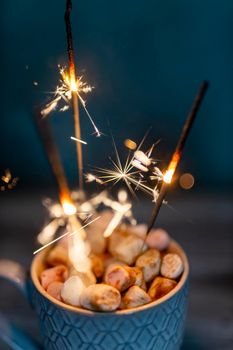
[
  {"xmin": 65, "ymin": 0, "xmax": 83, "ymax": 189},
  {"xmin": 34, "ymin": 108, "xmax": 71, "ymax": 201},
  {"xmin": 146, "ymin": 81, "xmax": 209, "ymax": 234}
]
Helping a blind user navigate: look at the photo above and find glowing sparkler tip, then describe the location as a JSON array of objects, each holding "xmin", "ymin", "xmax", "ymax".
[
  {"xmin": 61, "ymin": 195, "xmax": 77, "ymax": 216},
  {"xmin": 163, "ymin": 169, "xmax": 175, "ymax": 184},
  {"xmin": 70, "ymin": 76, "xmax": 78, "ymax": 92}
]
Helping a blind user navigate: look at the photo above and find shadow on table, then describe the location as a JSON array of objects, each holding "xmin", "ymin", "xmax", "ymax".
[{"xmin": 181, "ymin": 329, "xmax": 211, "ymax": 350}]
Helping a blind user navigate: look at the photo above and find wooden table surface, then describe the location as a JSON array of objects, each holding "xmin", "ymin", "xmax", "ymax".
[{"xmin": 0, "ymin": 191, "xmax": 232, "ymax": 350}]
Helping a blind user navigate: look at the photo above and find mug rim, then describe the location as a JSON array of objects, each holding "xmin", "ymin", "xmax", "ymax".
[{"xmin": 31, "ymin": 239, "xmax": 189, "ymax": 316}]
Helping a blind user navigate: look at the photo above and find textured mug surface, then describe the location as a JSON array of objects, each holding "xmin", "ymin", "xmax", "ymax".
[{"xmin": 31, "ymin": 240, "xmax": 189, "ymax": 350}]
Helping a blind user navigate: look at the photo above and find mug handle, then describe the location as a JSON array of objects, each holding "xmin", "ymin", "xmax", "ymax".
[{"xmin": 0, "ymin": 259, "xmax": 41, "ymax": 350}]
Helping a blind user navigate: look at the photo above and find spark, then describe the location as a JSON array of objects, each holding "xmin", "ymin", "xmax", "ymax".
[
  {"xmin": 95, "ymin": 137, "xmax": 162, "ymax": 198},
  {"xmin": 41, "ymin": 66, "xmax": 101, "ymax": 137},
  {"xmin": 103, "ymin": 190, "xmax": 135, "ymax": 237},
  {"xmin": 59, "ymin": 105, "xmax": 69, "ymax": 112},
  {"xmin": 71, "ymin": 136, "xmax": 87, "ymax": 145},
  {"xmin": 85, "ymin": 173, "xmax": 103, "ymax": 184},
  {"xmin": 37, "ymin": 190, "xmax": 106, "ymax": 247},
  {"xmin": 150, "ymin": 167, "xmax": 164, "ymax": 181},
  {"xmin": 33, "ymin": 216, "xmax": 100, "ymax": 255}
]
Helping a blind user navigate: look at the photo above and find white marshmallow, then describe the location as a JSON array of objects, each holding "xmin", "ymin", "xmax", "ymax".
[
  {"xmin": 80, "ymin": 284, "xmax": 121, "ymax": 311},
  {"xmin": 145, "ymin": 228, "xmax": 170, "ymax": 250},
  {"xmin": 120, "ymin": 286, "xmax": 151, "ymax": 309},
  {"xmin": 136, "ymin": 249, "xmax": 161, "ymax": 282},
  {"xmin": 109, "ymin": 233, "xmax": 147, "ymax": 265},
  {"xmin": 160, "ymin": 253, "xmax": 183, "ymax": 279},
  {"xmin": 61, "ymin": 276, "xmax": 86, "ymax": 307}
]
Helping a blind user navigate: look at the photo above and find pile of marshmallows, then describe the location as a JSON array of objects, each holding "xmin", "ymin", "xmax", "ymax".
[{"xmin": 40, "ymin": 211, "xmax": 184, "ymax": 312}]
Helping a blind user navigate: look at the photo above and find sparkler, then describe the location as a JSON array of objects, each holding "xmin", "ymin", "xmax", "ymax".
[
  {"xmin": 34, "ymin": 108, "xmax": 71, "ymax": 201},
  {"xmin": 64, "ymin": 0, "xmax": 83, "ymax": 189},
  {"xmin": 0, "ymin": 169, "xmax": 18, "ymax": 191},
  {"xmin": 41, "ymin": 66, "xmax": 99, "ymax": 136},
  {"xmin": 95, "ymin": 137, "xmax": 163, "ymax": 200},
  {"xmin": 146, "ymin": 81, "xmax": 209, "ymax": 234}
]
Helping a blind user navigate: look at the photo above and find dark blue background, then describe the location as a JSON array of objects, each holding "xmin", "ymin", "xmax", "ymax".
[{"xmin": 1, "ymin": 0, "xmax": 232, "ymax": 189}]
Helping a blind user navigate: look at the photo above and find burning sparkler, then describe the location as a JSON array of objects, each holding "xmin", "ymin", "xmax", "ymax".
[
  {"xmin": 40, "ymin": 65, "xmax": 101, "ymax": 145},
  {"xmin": 94, "ymin": 136, "xmax": 163, "ymax": 201},
  {"xmin": 0, "ymin": 169, "xmax": 18, "ymax": 191},
  {"xmin": 64, "ymin": 0, "xmax": 83, "ymax": 189},
  {"xmin": 41, "ymin": 66, "xmax": 94, "ymax": 119},
  {"xmin": 146, "ymin": 81, "xmax": 209, "ymax": 234},
  {"xmin": 41, "ymin": 0, "xmax": 101, "ymax": 190},
  {"xmin": 34, "ymin": 109, "xmax": 71, "ymax": 201}
]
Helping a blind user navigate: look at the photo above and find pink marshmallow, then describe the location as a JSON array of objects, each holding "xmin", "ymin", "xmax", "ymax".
[
  {"xmin": 40, "ymin": 265, "xmax": 68, "ymax": 290},
  {"xmin": 47, "ymin": 281, "xmax": 63, "ymax": 301},
  {"xmin": 145, "ymin": 228, "xmax": 170, "ymax": 250}
]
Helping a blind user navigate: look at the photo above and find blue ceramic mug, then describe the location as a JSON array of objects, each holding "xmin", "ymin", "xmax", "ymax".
[{"xmin": 0, "ymin": 240, "xmax": 189, "ymax": 350}]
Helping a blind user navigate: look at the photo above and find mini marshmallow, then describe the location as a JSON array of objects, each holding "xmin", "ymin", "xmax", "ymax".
[
  {"xmin": 136, "ymin": 249, "xmax": 161, "ymax": 282},
  {"xmin": 47, "ymin": 281, "xmax": 63, "ymax": 301},
  {"xmin": 160, "ymin": 253, "xmax": 183, "ymax": 279},
  {"xmin": 131, "ymin": 267, "xmax": 146, "ymax": 291},
  {"xmin": 80, "ymin": 284, "xmax": 121, "ymax": 311},
  {"xmin": 148, "ymin": 276, "xmax": 177, "ymax": 300},
  {"xmin": 46, "ymin": 244, "xmax": 68, "ymax": 266},
  {"xmin": 90, "ymin": 254, "xmax": 104, "ymax": 278},
  {"xmin": 69, "ymin": 268, "xmax": 96, "ymax": 287},
  {"xmin": 108, "ymin": 229, "xmax": 128, "ymax": 253},
  {"xmin": 41, "ymin": 265, "xmax": 67, "ymax": 290},
  {"xmin": 109, "ymin": 232, "xmax": 147, "ymax": 265},
  {"xmin": 127, "ymin": 224, "xmax": 147, "ymax": 239},
  {"xmin": 86, "ymin": 211, "xmax": 113, "ymax": 254},
  {"xmin": 120, "ymin": 286, "xmax": 151, "ymax": 309},
  {"xmin": 61, "ymin": 276, "xmax": 86, "ymax": 307},
  {"xmin": 86, "ymin": 227, "xmax": 107, "ymax": 255},
  {"xmin": 145, "ymin": 228, "xmax": 170, "ymax": 251},
  {"xmin": 104, "ymin": 265, "xmax": 136, "ymax": 292},
  {"xmin": 104, "ymin": 260, "xmax": 127, "ymax": 278}
]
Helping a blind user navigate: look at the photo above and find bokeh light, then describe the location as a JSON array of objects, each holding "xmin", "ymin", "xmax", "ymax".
[
  {"xmin": 179, "ymin": 173, "xmax": 195, "ymax": 190},
  {"xmin": 124, "ymin": 139, "xmax": 137, "ymax": 150}
]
